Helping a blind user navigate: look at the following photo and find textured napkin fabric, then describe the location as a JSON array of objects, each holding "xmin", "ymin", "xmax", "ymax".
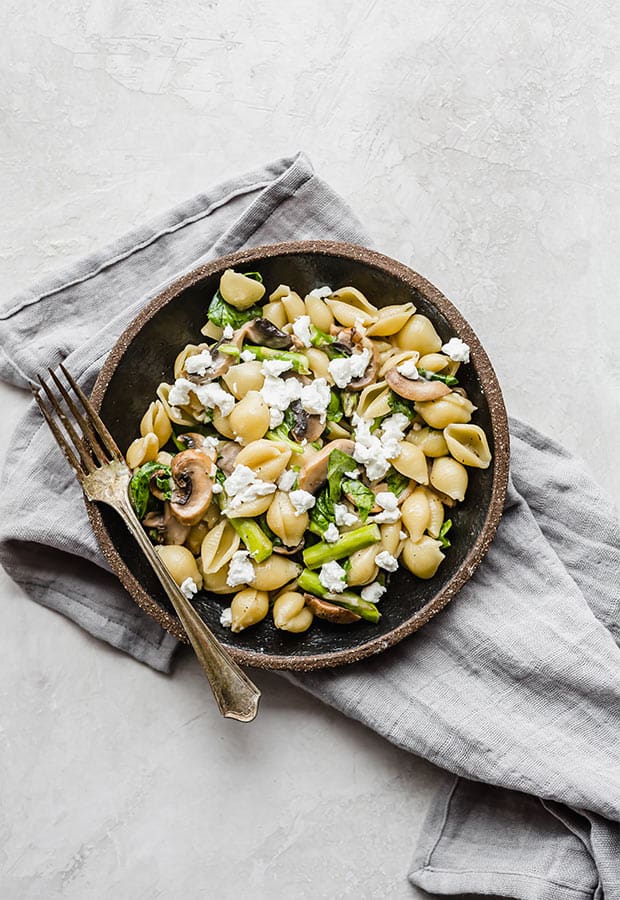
[{"xmin": 1, "ymin": 152, "xmax": 619, "ymax": 900}]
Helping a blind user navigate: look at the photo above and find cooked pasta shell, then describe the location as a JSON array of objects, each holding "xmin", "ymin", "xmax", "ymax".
[
  {"xmin": 346, "ymin": 546, "xmax": 379, "ymax": 586},
  {"xmin": 249, "ymin": 557, "xmax": 301, "ymax": 591},
  {"xmin": 266, "ymin": 491, "xmax": 308, "ymax": 547},
  {"xmin": 304, "ymin": 294, "xmax": 334, "ymax": 332},
  {"xmin": 212, "ymin": 408, "xmax": 236, "ymax": 439},
  {"xmin": 221, "ymin": 361, "xmax": 265, "ymax": 399},
  {"xmin": 155, "ymin": 545, "xmax": 203, "ymax": 589},
  {"xmin": 366, "ymin": 303, "xmax": 415, "ymax": 336},
  {"xmin": 175, "ymin": 343, "xmax": 211, "ymax": 380},
  {"xmin": 395, "ymin": 315, "xmax": 442, "ymax": 355},
  {"xmin": 356, "ymin": 381, "xmax": 392, "ymax": 420},
  {"xmin": 202, "ymin": 563, "xmax": 237, "ymax": 594},
  {"xmin": 225, "ymin": 493, "xmax": 274, "ymax": 519},
  {"xmin": 414, "ymin": 392, "xmax": 476, "ymax": 429},
  {"xmin": 425, "ymin": 490, "xmax": 445, "ymax": 539},
  {"xmin": 156, "ymin": 450, "xmax": 173, "ymax": 466},
  {"xmin": 273, "ymin": 591, "xmax": 313, "ymax": 632},
  {"xmin": 269, "ymin": 284, "xmax": 292, "ymax": 302},
  {"xmin": 186, "ymin": 521, "xmax": 210, "ymax": 555},
  {"xmin": 325, "ymin": 421, "xmax": 351, "ymax": 440},
  {"xmin": 229, "ymin": 391, "xmax": 270, "ymax": 444},
  {"xmin": 401, "ymin": 536, "xmax": 444, "ymax": 579},
  {"xmin": 220, "ymin": 269, "xmax": 265, "ymax": 309},
  {"xmin": 261, "ymin": 300, "xmax": 288, "ymax": 329},
  {"xmin": 381, "ymin": 522, "xmax": 403, "ymax": 556},
  {"xmin": 430, "ymin": 457, "xmax": 468, "ymax": 501},
  {"xmin": 230, "ymin": 588, "xmax": 269, "ymax": 632},
  {"xmin": 140, "ymin": 400, "xmax": 173, "ymax": 447},
  {"xmin": 418, "ymin": 352, "xmax": 459, "ymax": 376},
  {"xmin": 379, "ymin": 349, "xmax": 420, "ymax": 377},
  {"xmin": 156, "ymin": 383, "xmax": 196, "ymax": 426},
  {"xmin": 401, "ymin": 488, "xmax": 431, "ymax": 542},
  {"xmin": 200, "ymin": 320, "xmax": 224, "ymax": 340},
  {"xmin": 326, "ymin": 287, "xmax": 379, "ymax": 327},
  {"xmin": 126, "ymin": 432, "xmax": 159, "ymax": 469},
  {"xmin": 444, "ymin": 424, "xmax": 492, "ymax": 469},
  {"xmin": 389, "ymin": 442, "xmax": 429, "ymax": 484},
  {"xmin": 200, "ymin": 520, "xmax": 241, "ymax": 574},
  {"xmin": 234, "ymin": 440, "xmax": 292, "ymax": 483},
  {"xmin": 306, "ymin": 347, "xmax": 331, "ymax": 380},
  {"xmin": 281, "ymin": 290, "xmax": 306, "ymax": 323},
  {"xmin": 406, "ymin": 426, "xmax": 449, "ymax": 458}
]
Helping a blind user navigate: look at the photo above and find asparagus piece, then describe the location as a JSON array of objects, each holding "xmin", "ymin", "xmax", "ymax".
[
  {"xmin": 243, "ymin": 345, "xmax": 310, "ymax": 375},
  {"xmin": 302, "ymin": 523, "xmax": 381, "ymax": 569},
  {"xmin": 297, "ymin": 569, "xmax": 380, "ymax": 623},
  {"xmin": 228, "ymin": 517, "xmax": 273, "ymax": 563}
]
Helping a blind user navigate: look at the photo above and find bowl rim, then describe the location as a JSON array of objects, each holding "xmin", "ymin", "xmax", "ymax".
[{"xmin": 88, "ymin": 240, "xmax": 510, "ymax": 671}]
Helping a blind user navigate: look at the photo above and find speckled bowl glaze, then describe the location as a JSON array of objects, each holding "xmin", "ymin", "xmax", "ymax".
[{"xmin": 88, "ymin": 241, "xmax": 509, "ymax": 671}]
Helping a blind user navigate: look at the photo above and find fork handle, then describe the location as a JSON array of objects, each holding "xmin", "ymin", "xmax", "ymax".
[{"xmin": 119, "ymin": 498, "xmax": 261, "ymax": 722}]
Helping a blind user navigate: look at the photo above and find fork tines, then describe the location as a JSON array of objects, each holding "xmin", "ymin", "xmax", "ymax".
[{"xmin": 31, "ymin": 365, "xmax": 123, "ymax": 480}]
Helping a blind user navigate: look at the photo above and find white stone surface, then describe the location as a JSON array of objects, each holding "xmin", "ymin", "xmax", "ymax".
[{"xmin": 1, "ymin": 1, "xmax": 619, "ymax": 898}]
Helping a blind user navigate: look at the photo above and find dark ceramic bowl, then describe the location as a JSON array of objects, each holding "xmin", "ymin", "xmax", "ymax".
[{"xmin": 89, "ymin": 241, "xmax": 509, "ymax": 671}]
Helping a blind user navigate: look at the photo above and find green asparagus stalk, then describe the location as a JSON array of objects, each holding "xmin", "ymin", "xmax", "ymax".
[
  {"xmin": 243, "ymin": 345, "xmax": 310, "ymax": 375},
  {"xmin": 302, "ymin": 523, "xmax": 381, "ymax": 569},
  {"xmin": 228, "ymin": 517, "xmax": 273, "ymax": 563},
  {"xmin": 297, "ymin": 569, "xmax": 380, "ymax": 623}
]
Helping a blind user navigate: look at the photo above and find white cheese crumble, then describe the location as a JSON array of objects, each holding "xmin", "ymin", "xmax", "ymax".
[
  {"xmin": 261, "ymin": 358, "xmax": 293, "ymax": 377},
  {"xmin": 372, "ymin": 491, "xmax": 401, "ymax": 524},
  {"xmin": 318, "ymin": 560, "xmax": 347, "ymax": 593},
  {"xmin": 220, "ymin": 607, "xmax": 232, "ymax": 628},
  {"xmin": 334, "ymin": 503, "xmax": 357, "ymax": 527},
  {"xmin": 180, "ymin": 577, "xmax": 198, "ymax": 599},
  {"xmin": 442, "ymin": 337, "xmax": 470, "ymax": 363},
  {"xmin": 194, "ymin": 382, "xmax": 236, "ymax": 418},
  {"xmin": 212, "ymin": 482, "xmax": 223, "ymax": 494},
  {"xmin": 288, "ymin": 489, "xmax": 316, "ymax": 516},
  {"xmin": 375, "ymin": 550, "xmax": 399, "ymax": 572},
  {"xmin": 292, "ymin": 315, "xmax": 313, "ymax": 347},
  {"xmin": 277, "ymin": 469, "xmax": 297, "ymax": 492},
  {"xmin": 202, "ymin": 435, "xmax": 220, "ymax": 454},
  {"xmin": 397, "ymin": 359, "xmax": 419, "ymax": 380},
  {"xmin": 352, "ymin": 414, "xmax": 391, "ymax": 481},
  {"xmin": 308, "ymin": 285, "xmax": 332, "ymax": 299},
  {"xmin": 223, "ymin": 464, "xmax": 277, "ymax": 513},
  {"xmin": 300, "ymin": 377, "xmax": 331, "ymax": 421},
  {"xmin": 222, "ymin": 324, "xmax": 234, "ymax": 340},
  {"xmin": 226, "ymin": 550, "xmax": 255, "ymax": 587},
  {"xmin": 259, "ymin": 373, "xmax": 302, "ymax": 423},
  {"xmin": 380, "ymin": 413, "xmax": 409, "ymax": 459},
  {"xmin": 240, "ymin": 349, "xmax": 256, "ymax": 362},
  {"xmin": 269, "ymin": 407, "xmax": 285, "ymax": 428},
  {"xmin": 328, "ymin": 348, "xmax": 372, "ymax": 388},
  {"xmin": 185, "ymin": 349, "xmax": 214, "ymax": 376},
  {"xmin": 361, "ymin": 582, "xmax": 387, "ymax": 604},
  {"xmin": 167, "ymin": 377, "xmax": 195, "ymax": 407},
  {"xmin": 323, "ymin": 523, "xmax": 340, "ymax": 543}
]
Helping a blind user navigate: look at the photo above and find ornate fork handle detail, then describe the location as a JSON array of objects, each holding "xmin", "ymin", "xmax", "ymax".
[{"xmin": 32, "ymin": 366, "xmax": 260, "ymax": 723}]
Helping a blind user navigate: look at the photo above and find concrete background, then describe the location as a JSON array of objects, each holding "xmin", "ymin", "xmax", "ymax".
[{"xmin": 1, "ymin": 1, "xmax": 618, "ymax": 898}]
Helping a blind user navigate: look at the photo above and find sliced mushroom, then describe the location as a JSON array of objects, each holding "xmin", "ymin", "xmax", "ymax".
[
  {"xmin": 175, "ymin": 432, "xmax": 212, "ymax": 451},
  {"xmin": 243, "ymin": 318, "xmax": 293, "ymax": 349},
  {"xmin": 298, "ymin": 438, "xmax": 355, "ymax": 494},
  {"xmin": 348, "ymin": 336, "xmax": 380, "ymax": 391},
  {"xmin": 218, "ymin": 440, "xmax": 241, "ymax": 476},
  {"xmin": 169, "ymin": 449, "xmax": 214, "ymax": 525},
  {"xmin": 273, "ymin": 539, "xmax": 305, "ymax": 556},
  {"xmin": 385, "ymin": 367, "xmax": 451, "ymax": 401},
  {"xmin": 288, "ymin": 400, "xmax": 324, "ymax": 443},
  {"xmin": 143, "ymin": 502, "xmax": 190, "ymax": 545},
  {"xmin": 303, "ymin": 593, "xmax": 361, "ymax": 624},
  {"xmin": 148, "ymin": 466, "xmax": 172, "ymax": 502}
]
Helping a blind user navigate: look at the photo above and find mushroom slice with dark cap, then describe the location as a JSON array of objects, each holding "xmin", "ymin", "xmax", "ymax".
[
  {"xmin": 243, "ymin": 318, "xmax": 293, "ymax": 349},
  {"xmin": 297, "ymin": 438, "xmax": 355, "ymax": 494},
  {"xmin": 273, "ymin": 539, "xmax": 305, "ymax": 556},
  {"xmin": 288, "ymin": 399, "xmax": 324, "ymax": 443},
  {"xmin": 302, "ymin": 593, "xmax": 361, "ymax": 624},
  {"xmin": 385, "ymin": 367, "xmax": 451, "ymax": 401},
  {"xmin": 143, "ymin": 503, "xmax": 191, "ymax": 545},
  {"xmin": 169, "ymin": 448, "xmax": 214, "ymax": 526},
  {"xmin": 175, "ymin": 432, "xmax": 214, "ymax": 451},
  {"xmin": 217, "ymin": 440, "xmax": 242, "ymax": 476}
]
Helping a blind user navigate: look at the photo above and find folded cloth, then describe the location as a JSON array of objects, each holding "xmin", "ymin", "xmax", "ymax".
[{"xmin": 1, "ymin": 152, "xmax": 618, "ymax": 899}]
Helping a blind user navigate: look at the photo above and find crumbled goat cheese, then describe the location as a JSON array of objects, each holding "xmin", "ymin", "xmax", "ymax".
[
  {"xmin": 277, "ymin": 469, "xmax": 297, "ymax": 492},
  {"xmin": 259, "ymin": 373, "xmax": 302, "ymax": 422},
  {"xmin": 397, "ymin": 359, "xmax": 419, "ymax": 380},
  {"xmin": 375, "ymin": 550, "xmax": 399, "ymax": 572},
  {"xmin": 323, "ymin": 523, "xmax": 340, "ymax": 543},
  {"xmin": 193, "ymin": 382, "xmax": 235, "ymax": 417},
  {"xmin": 345, "ymin": 467, "xmax": 360, "ymax": 479},
  {"xmin": 442, "ymin": 337, "xmax": 470, "ymax": 363},
  {"xmin": 202, "ymin": 435, "xmax": 220, "ymax": 454},
  {"xmin": 300, "ymin": 378, "xmax": 331, "ymax": 421},
  {"xmin": 399, "ymin": 530, "xmax": 407, "ymax": 540},
  {"xmin": 180, "ymin": 577, "xmax": 198, "ymax": 599},
  {"xmin": 380, "ymin": 414, "xmax": 409, "ymax": 459},
  {"xmin": 308, "ymin": 285, "xmax": 332, "ymax": 299},
  {"xmin": 240, "ymin": 349, "xmax": 256, "ymax": 362},
  {"xmin": 222, "ymin": 324, "xmax": 234, "ymax": 340},
  {"xmin": 352, "ymin": 414, "xmax": 391, "ymax": 481},
  {"xmin": 167, "ymin": 377, "xmax": 195, "ymax": 407},
  {"xmin": 212, "ymin": 483, "xmax": 223, "ymax": 494},
  {"xmin": 226, "ymin": 550, "xmax": 255, "ymax": 587},
  {"xmin": 262, "ymin": 358, "xmax": 293, "ymax": 377},
  {"xmin": 353, "ymin": 318, "xmax": 367, "ymax": 336},
  {"xmin": 334, "ymin": 503, "xmax": 357, "ymax": 527},
  {"xmin": 372, "ymin": 491, "xmax": 401, "ymax": 524},
  {"xmin": 292, "ymin": 315, "xmax": 313, "ymax": 347},
  {"xmin": 361, "ymin": 582, "xmax": 387, "ymax": 604},
  {"xmin": 223, "ymin": 464, "xmax": 277, "ymax": 513},
  {"xmin": 185, "ymin": 349, "xmax": 214, "ymax": 376},
  {"xmin": 328, "ymin": 348, "xmax": 372, "ymax": 388},
  {"xmin": 318, "ymin": 561, "xmax": 347, "ymax": 593},
  {"xmin": 288, "ymin": 489, "xmax": 316, "ymax": 516},
  {"xmin": 269, "ymin": 407, "xmax": 285, "ymax": 428},
  {"xmin": 220, "ymin": 607, "xmax": 232, "ymax": 628}
]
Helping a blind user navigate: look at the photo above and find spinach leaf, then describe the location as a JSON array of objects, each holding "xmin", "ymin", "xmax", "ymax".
[
  {"xmin": 418, "ymin": 367, "xmax": 459, "ymax": 387},
  {"xmin": 309, "ymin": 488, "xmax": 336, "ymax": 535},
  {"xmin": 386, "ymin": 467, "xmax": 410, "ymax": 497},
  {"xmin": 342, "ymin": 478, "xmax": 374, "ymax": 523},
  {"xmin": 327, "ymin": 448, "xmax": 357, "ymax": 502},
  {"xmin": 438, "ymin": 519, "xmax": 452, "ymax": 548},
  {"xmin": 388, "ymin": 390, "xmax": 416, "ymax": 419},
  {"xmin": 207, "ymin": 291, "xmax": 263, "ymax": 329},
  {"xmin": 326, "ymin": 390, "xmax": 342, "ymax": 423},
  {"xmin": 129, "ymin": 461, "xmax": 172, "ymax": 519}
]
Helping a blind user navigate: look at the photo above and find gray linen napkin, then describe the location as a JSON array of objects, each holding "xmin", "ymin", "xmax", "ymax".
[{"xmin": 1, "ymin": 152, "xmax": 619, "ymax": 899}]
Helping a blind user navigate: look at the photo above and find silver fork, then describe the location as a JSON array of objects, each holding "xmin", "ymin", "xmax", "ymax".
[{"xmin": 31, "ymin": 364, "xmax": 261, "ymax": 723}]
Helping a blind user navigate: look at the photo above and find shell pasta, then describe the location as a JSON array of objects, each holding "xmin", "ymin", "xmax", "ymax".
[{"xmin": 126, "ymin": 268, "xmax": 492, "ymax": 634}]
